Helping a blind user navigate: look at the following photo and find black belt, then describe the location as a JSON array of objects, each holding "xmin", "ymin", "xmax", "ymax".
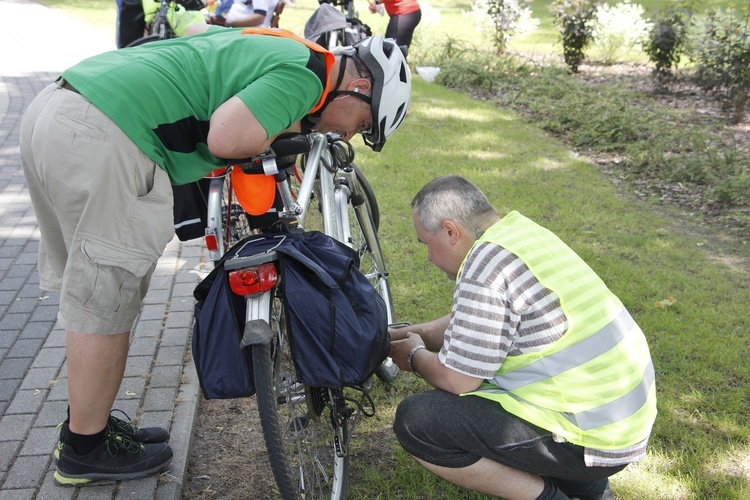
[{"xmin": 58, "ymin": 79, "xmax": 80, "ymax": 94}]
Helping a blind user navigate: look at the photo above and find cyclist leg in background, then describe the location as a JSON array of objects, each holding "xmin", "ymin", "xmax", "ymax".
[
  {"xmin": 116, "ymin": 0, "xmax": 146, "ymax": 48},
  {"xmin": 384, "ymin": 8, "xmax": 421, "ymax": 52}
]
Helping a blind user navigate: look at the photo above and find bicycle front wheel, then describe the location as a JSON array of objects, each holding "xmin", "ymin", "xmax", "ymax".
[
  {"xmin": 338, "ymin": 168, "xmax": 398, "ymax": 383},
  {"xmin": 251, "ymin": 296, "xmax": 350, "ymax": 499}
]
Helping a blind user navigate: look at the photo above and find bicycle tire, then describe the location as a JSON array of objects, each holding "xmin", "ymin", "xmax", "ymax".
[
  {"xmin": 221, "ymin": 171, "xmax": 253, "ymax": 251},
  {"xmin": 338, "ymin": 168, "xmax": 398, "ymax": 383},
  {"xmin": 251, "ymin": 297, "xmax": 350, "ymax": 499},
  {"xmin": 124, "ymin": 33, "xmax": 163, "ymax": 47},
  {"xmin": 350, "ymin": 162, "xmax": 379, "ymax": 231}
]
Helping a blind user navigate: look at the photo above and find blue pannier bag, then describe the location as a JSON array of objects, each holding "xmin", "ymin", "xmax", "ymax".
[{"xmin": 192, "ymin": 231, "xmax": 390, "ymax": 399}]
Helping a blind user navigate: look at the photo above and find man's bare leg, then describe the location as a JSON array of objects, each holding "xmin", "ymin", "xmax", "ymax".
[
  {"xmin": 66, "ymin": 331, "xmax": 130, "ymax": 435},
  {"xmin": 416, "ymin": 456, "xmax": 545, "ymax": 500}
]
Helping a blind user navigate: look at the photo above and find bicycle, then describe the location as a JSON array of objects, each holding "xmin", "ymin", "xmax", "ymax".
[
  {"xmin": 205, "ymin": 132, "xmax": 397, "ymax": 499},
  {"xmin": 125, "ymin": 0, "xmax": 205, "ymax": 47},
  {"xmin": 305, "ymin": 0, "xmax": 373, "ymax": 51}
]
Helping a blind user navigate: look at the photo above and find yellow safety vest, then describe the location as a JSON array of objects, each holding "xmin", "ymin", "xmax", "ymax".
[{"xmin": 463, "ymin": 212, "xmax": 657, "ymax": 451}]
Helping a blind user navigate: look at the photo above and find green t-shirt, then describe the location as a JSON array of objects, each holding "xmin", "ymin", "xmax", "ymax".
[{"xmin": 62, "ymin": 28, "xmax": 323, "ymax": 185}]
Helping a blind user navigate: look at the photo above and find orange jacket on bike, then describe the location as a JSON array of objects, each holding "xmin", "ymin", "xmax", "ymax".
[
  {"xmin": 241, "ymin": 27, "xmax": 335, "ymax": 114},
  {"xmin": 233, "ymin": 28, "xmax": 335, "ymax": 216}
]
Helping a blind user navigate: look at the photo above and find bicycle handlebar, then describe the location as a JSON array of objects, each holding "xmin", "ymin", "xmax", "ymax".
[{"xmin": 236, "ymin": 133, "xmax": 312, "ymax": 174}]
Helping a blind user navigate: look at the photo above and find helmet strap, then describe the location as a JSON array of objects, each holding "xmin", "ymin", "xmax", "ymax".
[{"xmin": 306, "ymin": 55, "xmax": 371, "ymax": 120}]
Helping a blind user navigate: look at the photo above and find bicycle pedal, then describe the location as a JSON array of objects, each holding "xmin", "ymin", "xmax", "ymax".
[{"xmin": 341, "ymin": 404, "xmax": 355, "ymax": 419}]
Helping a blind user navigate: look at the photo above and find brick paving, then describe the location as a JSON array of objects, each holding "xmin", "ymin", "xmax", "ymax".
[{"xmin": 0, "ymin": 1, "xmax": 206, "ymax": 498}]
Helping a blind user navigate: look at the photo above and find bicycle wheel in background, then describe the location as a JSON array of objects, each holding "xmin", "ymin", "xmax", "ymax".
[
  {"xmin": 221, "ymin": 170, "xmax": 253, "ymax": 249},
  {"xmin": 251, "ymin": 297, "xmax": 350, "ymax": 500},
  {"xmin": 124, "ymin": 33, "xmax": 163, "ymax": 47}
]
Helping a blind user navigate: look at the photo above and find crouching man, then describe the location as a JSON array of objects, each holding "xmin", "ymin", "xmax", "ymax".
[{"xmin": 390, "ymin": 175, "xmax": 656, "ymax": 500}]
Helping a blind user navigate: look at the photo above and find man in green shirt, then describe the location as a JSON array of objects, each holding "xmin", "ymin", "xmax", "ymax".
[{"xmin": 20, "ymin": 28, "xmax": 411, "ymax": 485}]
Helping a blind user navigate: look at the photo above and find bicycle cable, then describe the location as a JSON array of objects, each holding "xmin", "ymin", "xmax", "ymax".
[
  {"xmin": 342, "ymin": 385, "xmax": 376, "ymax": 418},
  {"xmin": 330, "ymin": 136, "xmax": 355, "ymax": 170}
]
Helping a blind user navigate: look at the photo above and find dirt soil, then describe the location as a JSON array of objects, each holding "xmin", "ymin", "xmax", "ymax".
[
  {"xmin": 568, "ymin": 62, "xmax": 750, "ymax": 238},
  {"xmin": 180, "ymin": 63, "xmax": 750, "ymax": 499}
]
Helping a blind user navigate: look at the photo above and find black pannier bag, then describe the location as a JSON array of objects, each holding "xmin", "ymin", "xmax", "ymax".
[{"xmin": 192, "ymin": 231, "xmax": 390, "ymax": 399}]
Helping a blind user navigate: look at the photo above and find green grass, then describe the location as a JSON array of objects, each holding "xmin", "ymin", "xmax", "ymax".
[
  {"xmin": 46, "ymin": 0, "xmax": 750, "ymax": 497},
  {"xmin": 354, "ymin": 77, "xmax": 750, "ymax": 500}
]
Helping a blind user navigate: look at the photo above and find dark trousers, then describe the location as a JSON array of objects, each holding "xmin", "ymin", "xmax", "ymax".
[
  {"xmin": 384, "ymin": 9, "xmax": 422, "ymax": 52},
  {"xmin": 393, "ymin": 389, "xmax": 625, "ymax": 496},
  {"xmin": 116, "ymin": 0, "xmax": 145, "ymax": 48}
]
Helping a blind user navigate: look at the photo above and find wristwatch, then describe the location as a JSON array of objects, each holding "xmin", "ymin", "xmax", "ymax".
[{"xmin": 407, "ymin": 345, "xmax": 426, "ymax": 376}]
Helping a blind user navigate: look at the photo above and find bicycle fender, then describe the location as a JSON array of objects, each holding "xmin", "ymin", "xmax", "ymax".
[{"xmin": 241, "ymin": 319, "xmax": 274, "ymax": 346}]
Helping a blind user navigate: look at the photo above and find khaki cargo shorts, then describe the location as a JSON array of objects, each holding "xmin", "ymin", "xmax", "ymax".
[{"xmin": 20, "ymin": 82, "xmax": 176, "ymax": 334}]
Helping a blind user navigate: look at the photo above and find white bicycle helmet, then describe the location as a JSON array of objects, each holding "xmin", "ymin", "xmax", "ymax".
[
  {"xmin": 354, "ymin": 36, "xmax": 411, "ymax": 152},
  {"xmin": 323, "ymin": 36, "xmax": 411, "ymax": 152}
]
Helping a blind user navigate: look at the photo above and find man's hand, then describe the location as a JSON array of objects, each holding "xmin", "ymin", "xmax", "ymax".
[
  {"xmin": 390, "ymin": 332, "xmax": 425, "ymax": 372},
  {"xmin": 388, "ymin": 323, "xmax": 411, "ymax": 342},
  {"xmin": 391, "ymin": 331, "xmax": 485, "ymax": 394}
]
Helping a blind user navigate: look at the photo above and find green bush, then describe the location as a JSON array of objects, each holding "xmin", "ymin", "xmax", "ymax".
[
  {"xmin": 488, "ymin": 61, "xmax": 749, "ymax": 212},
  {"xmin": 500, "ymin": 67, "xmax": 655, "ymax": 150},
  {"xmin": 414, "ymin": 36, "xmax": 523, "ymax": 94},
  {"xmin": 686, "ymin": 7, "xmax": 750, "ymax": 124},
  {"xmin": 550, "ymin": 0, "xmax": 598, "ymax": 73},
  {"xmin": 644, "ymin": 7, "xmax": 692, "ymax": 86}
]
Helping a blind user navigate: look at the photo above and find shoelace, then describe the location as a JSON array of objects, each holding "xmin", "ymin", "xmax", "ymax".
[
  {"xmin": 107, "ymin": 409, "xmax": 140, "ymax": 437},
  {"xmin": 104, "ymin": 431, "xmax": 144, "ymax": 456}
]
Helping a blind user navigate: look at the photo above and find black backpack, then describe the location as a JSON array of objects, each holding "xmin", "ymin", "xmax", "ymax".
[{"xmin": 192, "ymin": 231, "xmax": 390, "ymax": 399}]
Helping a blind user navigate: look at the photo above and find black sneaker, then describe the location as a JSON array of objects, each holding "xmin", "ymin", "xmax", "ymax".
[
  {"xmin": 54, "ymin": 433, "xmax": 173, "ymax": 486},
  {"xmin": 54, "ymin": 410, "xmax": 170, "ymax": 460},
  {"xmin": 557, "ymin": 478, "xmax": 614, "ymax": 500},
  {"xmin": 107, "ymin": 409, "xmax": 171, "ymax": 444}
]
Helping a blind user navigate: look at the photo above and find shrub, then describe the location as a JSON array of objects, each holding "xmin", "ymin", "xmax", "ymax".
[
  {"xmin": 590, "ymin": 1, "xmax": 652, "ymax": 64},
  {"xmin": 686, "ymin": 7, "xmax": 750, "ymax": 124},
  {"xmin": 464, "ymin": 0, "xmax": 539, "ymax": 55},
  {"xmin": 428, "ymin": 37, "xmax": 521, "ymax": 93},
  {"xmin": 550, "ymin": 0, "xmax": 599, "ymax": 73},
  {"xmin": 644, "ymin": 7, "xmax": 692, "ymax": 86}
]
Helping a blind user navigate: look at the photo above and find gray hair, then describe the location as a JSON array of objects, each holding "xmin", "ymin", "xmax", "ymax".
[{"xmin": 411, "ymin": 175, "xmax": 498, "ymax": 235}]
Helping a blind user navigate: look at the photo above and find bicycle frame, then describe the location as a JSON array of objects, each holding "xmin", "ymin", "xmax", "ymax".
[
  {"xmin": 214, "ymin": 131, "xmax": 393, "ymax": 498},
  {"xmin": 224, "ymin": 131, "xmax": 392, "ymax": 319}
]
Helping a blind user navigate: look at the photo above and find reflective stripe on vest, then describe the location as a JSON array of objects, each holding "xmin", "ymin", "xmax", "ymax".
[
  {"xmin": 482, "ymin": 307, "xmax": 656, "ymax": 431},
  {"xmin": 241, "ymin": 27, "xmax": 334, "ymax": 114},
  {"xmin": 463, "ymin": 212, "xmax": 657, "ymax": 450}
]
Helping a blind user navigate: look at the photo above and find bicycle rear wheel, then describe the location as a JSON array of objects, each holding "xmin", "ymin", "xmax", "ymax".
[
  {"xmin": 221, "ymin": 171, "xmax": 253, "ymax": 249},
  {"xmin": 252, "ymin": 296, "xmax": 350, "ymax": 499}
]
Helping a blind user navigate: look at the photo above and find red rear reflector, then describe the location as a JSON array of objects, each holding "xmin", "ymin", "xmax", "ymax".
[
  {"xmin": 205, "ymin": 233, "xmax": 218, "ymax": 252},
  {"xmin": 228, "ymin": 263, "xmax": 278, "ymax": 296}
]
